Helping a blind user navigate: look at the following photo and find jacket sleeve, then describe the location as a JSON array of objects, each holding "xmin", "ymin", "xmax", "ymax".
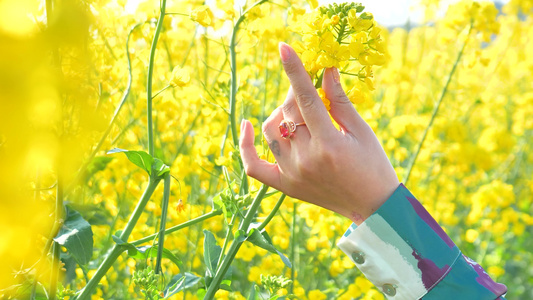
[{"xmin": 337, "ymin": 184, "xmax": 507, "ymax": 300}]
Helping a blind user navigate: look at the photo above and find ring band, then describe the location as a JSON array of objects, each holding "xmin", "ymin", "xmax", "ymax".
[{"xmin": 279, "ymin": 120, "xmax": 306, "ymax": 139}]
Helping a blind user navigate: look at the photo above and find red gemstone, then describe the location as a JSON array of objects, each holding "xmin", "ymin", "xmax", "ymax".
[{"xmin": 279, "ymin": 122, "xmax": 291, "ymax": 138}]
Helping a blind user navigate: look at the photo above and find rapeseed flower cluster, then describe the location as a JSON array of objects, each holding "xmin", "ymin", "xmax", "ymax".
[{"xmin": 290, "ymin": 2, "xmax": 387, "ymax": 107}]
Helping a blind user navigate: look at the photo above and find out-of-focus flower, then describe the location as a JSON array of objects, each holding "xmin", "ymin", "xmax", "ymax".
[
  {"xmin": 170, "ymin": 66, "xmax": 190, "ymax": 87},
  {"xmin": 190, "ymin": 5, "xmax": 214, "ymax": 27},
  {"xmin": 176, "ymin": 198, "xmax": 185, "ymax": 213},
  {"xmin": 317, "ymin": 88, "xmax": 331, "ymax": 110}
]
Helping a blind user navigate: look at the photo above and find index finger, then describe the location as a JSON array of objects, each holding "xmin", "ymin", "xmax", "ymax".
[{"xmin": 279, "ymin": 42, "xmax": 336, "ymax": 137}]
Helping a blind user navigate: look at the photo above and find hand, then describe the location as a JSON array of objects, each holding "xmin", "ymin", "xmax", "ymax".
[{"xmin": 239, "ymin": 43, "xmax": 399, "ymax": 224}]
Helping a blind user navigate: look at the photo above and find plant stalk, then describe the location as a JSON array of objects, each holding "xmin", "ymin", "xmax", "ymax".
[
  {"xmin": 75, "ymin": 245, "xmax": 124, "ymax": 300},
  {"xmin": 75, "ymin": 179, "xmax": 161, "ymax": 300},
  {"xmin": 256, "ymin": 194, "xmax": 286, "ymax": 232},
  {"xmin": 216, "ymin": 213, "xmax": 238, "ymax": 272},
  {"xmin": 203, "ymin": 184, "xmax": 269, "ymax": 299},
  {"xmin": 403, "ymin": 23, "xmax": 473, "ymax": 186},
  {"xmin": 228, "ymin": 0, "xmax": 267, "ymax": 193},
  {"xmin": 147, "ymin": 0, "xmax": 167, "ymax": 156},
  {"xmin": 49, "ymin": 164, "xmax": 64, "ymax": 300},
  {"xmin": 289, "ymin": 202, "xmax": 297, "ymax": 294},
  {"xmin": 131, "ymin": 209, "xmax": 222, "ymax": 246},
  {"xmin": 67, "ymin": 22, "xmax": 141, "ymax": 194},
  {"xmin": 155, "ymin": 174, "xmax": 171, "ymax": 274}
]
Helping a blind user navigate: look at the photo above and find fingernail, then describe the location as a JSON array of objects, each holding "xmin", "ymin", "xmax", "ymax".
[
  {"xmin": 332, "ymin": 67, "xmax": 340, "ymax": 83},
  {"xmin": 279, "ymin": 42, "xmax": 291, "ymax": 62}
]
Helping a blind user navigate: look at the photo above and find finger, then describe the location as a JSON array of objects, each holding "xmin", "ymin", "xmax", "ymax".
[
  {"xmin": 262, "ymin": 107, "xmax": 291, "ymax": 164},
  {"xmin": 281, "ymin": 87, "xmax": 311, "ymax": 143},
  {"xmin": 321, "ymin": 67, "xmax": 367, "ymax": 134},
  {"xmin": 279, "ymin": 42, "xmax": 336, "ymax": 137},
  {"xmin": 239, "ymin": 119, "xmax": 282, "ymax": 190}
]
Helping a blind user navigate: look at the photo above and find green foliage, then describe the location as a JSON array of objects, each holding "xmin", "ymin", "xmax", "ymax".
[
  {"xmin": 246, "ymin": 229, "xmax": 291, "ymax": 269},
  {"xmin": 163, "ymin": 273, "xmax": 202, "ymax": 298},
  {"xmin": 53, "ymin": 206, "xmax": 93, "ymax": 265},
  {"xmin": 107, "ymin": 148, "xmax": 170, "ymax": 178},
  {"xmin": 112, "ymin": 235, "xmax": 183, "ymax": 270},
  {"xmin": 203, "ymin": 230, "xmax": 222, "ymax": 279}
]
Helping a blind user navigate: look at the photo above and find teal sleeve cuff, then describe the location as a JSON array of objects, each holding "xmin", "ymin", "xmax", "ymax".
[{"xmin": 337, "ymin": 184, "xmax": 507, "ymax": 299}]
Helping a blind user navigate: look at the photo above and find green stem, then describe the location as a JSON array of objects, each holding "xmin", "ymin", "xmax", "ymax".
[
  {"xmin": 238, "ymin": 184, "xmax": 269, "ymax": 232},
  {"xmin": 130, "ymin": 209, "xmax": 222, "ymax": 246},
  {"xmin": 30, "ymin": 169, "xmax": 41, "ymax": 300},
  {"xmin": 75, "ymin": 246, "xmax": 124, "ymax": 300},
  {"xmin": 216, "ymin": 213, "xmax": 238, "ymax": 272},
  {"xmin": 67, "ymin": 23, "xmax": 141, "ymax": 194},
  {"xmin": 204, "ymin": 184, "xmax": 269, "ymax": 299},
  {"xmin": 289, "ymin": 202, "xmax": 297, "ymax": 294},
  {"xmin": 314, "ymin": 69, "xmax": 325, "ymax": 89},
  {"xmin": 256, "ymin": 194, "xmax": 286, "ymax": 232},
  {"xmin": 229, "ymin": 0, "xmax": 267, "ymax": 148},
  {"xmin": 50, "ymin": 167, "xmax": 64, "ymax": 300},
  {"xmin": 403, "ymin": 23, "xmax": 472, "ymax": 186},
  {"xmin": 228, "ymin": 0, "xmax": 268, "ymax": 196},
  {"xmin": 75, "ymin": 179, "xmax": 160, "ymax": 300},
  {"xmin": 152, "ymin": 84, "xmax": 171, "ymax": 100},
  {"xmin": 155, "ymin": 174, "xmax": 171, "ymax": 274},
  {"xmin": 120, "ymin": 179, "xmax": 161, "ymax": 241},
  {"xmin": 49, "ymin": 243, "xmax": 60, "ymax": 300},
  {"xmin": 147, "ymin": 0, "xmax": 167, "ymax": 156}
]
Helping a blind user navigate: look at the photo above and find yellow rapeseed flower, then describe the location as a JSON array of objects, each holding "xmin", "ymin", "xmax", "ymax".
[
  {"xmin": 308, "ymin": 289, "xmax": 327, "ymax": 300},
  {"xmin": 317, "ymin": 88, "xmax": 331, "ymax": 110},
  {"xmin": 190, "ymin": 5, "xmax": 214, "ymax": 27},
  {"xmin": 465, "ymin": 229, "xmax": 479, "ymax": 243},
  {"xmin": 169, "ymin": 66, "xmax": 190, "ymax": 87}
]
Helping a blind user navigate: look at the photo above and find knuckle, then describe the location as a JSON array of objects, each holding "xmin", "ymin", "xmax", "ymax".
[
  {"xmin": 282, "ymin": 99, "xmax": 297, "ymax": 117},
  {"xmin": 294, "ymin": 154, "xmax": 314, "ymax": 178},
  {"xmin": 316, "ymin": 143, "xmax": 335, "ymax": 163},
  {"xmin": 334, "ymin": 90, "xmax": 351, "ymax": 105},
  {"xmin": 262, "ymin": 117, "xmax": 276, "ymax": 136},
  {"xmin": 295, "ymin": 93, "xmax": 318, "ymax": 110},
  {"xmin": 296, "ymin": 162, "xmax": 313, "ymax": 178},
  {"xmin": 244, "ymin": 163, "xmax": 256, "ymax": 178},
  {"xmin": 314, "ymin": 140, "xmax": 340, "ymax": 170}
]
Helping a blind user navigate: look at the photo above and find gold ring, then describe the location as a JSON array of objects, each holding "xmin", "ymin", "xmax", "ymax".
[{"xmin": 279, "ymin": 120, "xmax": 306, "ymax": 139}]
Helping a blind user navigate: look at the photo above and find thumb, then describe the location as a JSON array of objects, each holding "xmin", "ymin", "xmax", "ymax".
[
  {"xmin": 239, "ymin": 119, "xmax": 281, "ymax": 189},
  {"xmin": 321, "ymin": 68, "xmax": 365, "ymax": 134}
]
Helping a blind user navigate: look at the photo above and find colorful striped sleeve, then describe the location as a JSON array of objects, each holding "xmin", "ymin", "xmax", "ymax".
[{"xmin": 337, "ymin": 184, "xmax": 507, "ymax": 300}]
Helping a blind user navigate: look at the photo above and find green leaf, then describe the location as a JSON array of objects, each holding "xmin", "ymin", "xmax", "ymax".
[
  {"xmin": 212, "ymin": 193, "xmax": 228, "ymax": 220},
  {"xmin": 107, "ymin": 148, "xmax": 153, "ymax": 175},
  {"xmin": 246, "ymin": 229, "xmax": 291, "ymax": 268},
  {"xmin": 234, "ymin": 230, "xmax": 246, "ymax": 243},
  {"xmin": 53, "ymin": 206, "xmax": 93, "ymax": 265},
  {"xmin": 247, "ymin": 283, "xmax": 257, "ymax": 300},
  {"xmin": 113, "ymin": 236, "xmax": 183, "ymax": 269},
  {"xmin": 67, "ymin": 202, "xmax": 112, "ymax": 226},
  {"xmin": 163, "ymin": 273, "xmax": 201, "ymax": 298},
  {"xmin": 203, "ymin": 230, "xmax": 222, "ymax": 278},
  {"xmin": 220, "ymin": 279, "xmax": 232, "ymax": 291},
  {"xmin": 153, "ymin": 158, "xmax": 171, "ymax": 177},
  {"xmin": 197, "ymin": 288, "xmax": 206, "ymax": 299}
]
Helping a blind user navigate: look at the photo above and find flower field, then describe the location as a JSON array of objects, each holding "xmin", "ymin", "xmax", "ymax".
[{"xmin": 0, "ymin": 0, "xmax": 532, "ymax": 299}]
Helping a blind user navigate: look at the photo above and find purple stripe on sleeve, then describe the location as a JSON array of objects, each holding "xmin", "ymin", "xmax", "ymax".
[
  {"xmin": 412, "ymin": 249, "xmax": 450, "ymax": 289},
  {"xmin": 406, "ymin": 195, "xmax": 455, "ymax": 249},
  {"xmin": 463, "ymin": 255, "xmax": 508, "ymax": 295}
]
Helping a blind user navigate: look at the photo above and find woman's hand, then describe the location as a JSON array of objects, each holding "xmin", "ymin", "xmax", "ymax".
[{"xmin": 239, "ymin": 43, "xmax": 399, "ymax": 224}]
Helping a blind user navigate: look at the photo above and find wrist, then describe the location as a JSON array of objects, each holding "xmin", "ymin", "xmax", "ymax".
[{"xmin": 338, "ymin": 180, "xmax": 400, "ymax": 225}]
